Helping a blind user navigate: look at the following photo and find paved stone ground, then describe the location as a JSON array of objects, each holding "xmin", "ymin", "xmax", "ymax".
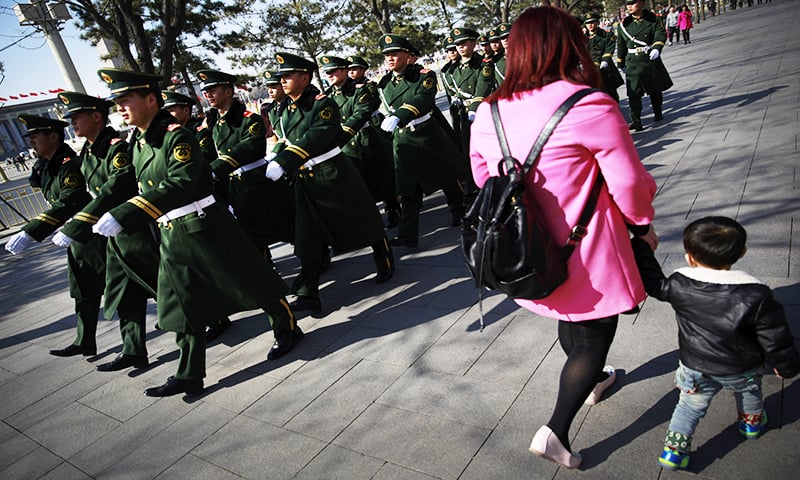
[{"xmin": 1, "ymin": 3, "xmax": 799, "ymax": 479}]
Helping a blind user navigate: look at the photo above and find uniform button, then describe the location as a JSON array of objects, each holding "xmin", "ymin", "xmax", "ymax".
[
  {"xmin": 147, "ymin": 180, "xmax": 154, "ymax": 186},
  {"xmin": 95, "ymin": 186, "xmax": 100, "ymax": 191}
]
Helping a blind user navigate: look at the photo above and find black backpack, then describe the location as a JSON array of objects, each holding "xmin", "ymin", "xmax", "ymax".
[{"xmin": 461, "ymin": 88, "xmax": 603, "ymax": 327}]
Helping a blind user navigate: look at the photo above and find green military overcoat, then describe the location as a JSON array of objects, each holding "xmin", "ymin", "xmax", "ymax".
[
  {"xmin": 617, "ymin": 10, "xmax": 673, "ymax": 95},
  {"xmin": 209, "ymin": 100, "xmax": 293, "ymax": 246},
  {"xmin": 588, "ymin": 29, "xmax": 624, "ymax": 91},
  {"xmin": 329, "ymin": 77, "xmax": 395, "ymax": 202},
  {"xmin": 60, "ymin": 127, "xmax": 158, "ymax": 319},
  {"xmin": 24, "ymin": 144, "xmax": 106, "ymax": 300},
  {"xmin": 109, "ymin": 110, "xmax": 289, "ymax": 333},
  {"xmin": 377, "ymin": 65, "xmax": 464, "ymax": 196},
  {"xmin": 272, "ymin": 85, "xmax": 385, "ymax": 256}
]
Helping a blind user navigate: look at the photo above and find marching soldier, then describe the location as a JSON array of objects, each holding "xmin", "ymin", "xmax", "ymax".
[
  {"xmin": 345, "ymin": 55, "xmax": 369, "ymax": 83},
  {"xmin": 92, "ymin": 68, "xmax": 302, "ymax": 397},
  {"xmin": 617, "ymin": 0, "xmax": 673, "ymax": 130},
  {"xmin": 377, "ymin": 34, "xmax": 465, "ymax": 247},
  {"xmin": 265, "ymin": 52, "xmax": 395, "ymax": 315},
  {"xmin": 50, "ymin": 92, "xmax": 159, "ymax": 371},
  {"xmin": 584, "ymin": 13, "xmax": 624, "ymax": 103},
  {"xmin": 197, "ymin": 69, "xmax": 293, "ymax": 263},
  {"xmin": 4, "ymin": 115, "xmax": 106, "ymax": 358},
  {"xmin": 163, "ymin": 90, "xmax": 232, "ymax": 341},
  {"xmin": 478, "ymin": 35, "xmax": 493, "ymax": 60},
  {"xmin": 439, "ymin": 37, "xmax": 460, "ymax": 124},
  {"xmin": 489, "ymin": 23, "xmax": 511, "ymax": 88},
  {"xmin": 448, "ymin": 27, "xmax": 494, "ymax": 152},
  {"xmin": 260, "ymin": 70, "xmax": 284, "ymax": 140},
  {"xmin": 319, "ymin": 54, "xmax": 401, "ymax": 229}
]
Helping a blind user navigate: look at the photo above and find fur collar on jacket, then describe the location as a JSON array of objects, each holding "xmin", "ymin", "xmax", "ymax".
[{"xmin": 675, "ymin": 267, "xmax": 765, "ymax": 286}]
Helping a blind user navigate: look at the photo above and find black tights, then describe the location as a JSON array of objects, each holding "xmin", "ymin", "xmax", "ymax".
[{"xmin": 547, "ymin": 315, "xmax": 619, "ymax": 450}]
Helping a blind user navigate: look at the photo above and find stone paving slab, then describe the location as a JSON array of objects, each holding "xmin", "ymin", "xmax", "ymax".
[{"xmin": 1, "ymin": 3, "xmax": 800, "ymax": 479}]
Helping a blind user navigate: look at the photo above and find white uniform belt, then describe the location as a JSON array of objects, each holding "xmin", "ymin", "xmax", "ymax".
[
  {"xmin": 157, "ymin": 195, "xmax": 215, "ymax": 224},
  {"xmin": 631, "ymin": 47, "xmax": 650, "ymax": 54},
  {"xmin": 88, "ymin": 190, "xmax": 98, "ymax": 199},
  {"xmin": 231, "ymin": 158, "xmax": 267, "ymax": 176},
  {"xmin": 302, "ymin": 147, "xmax": 341, "ymax": 169},
  {"xmin": 405, "ymin": 112, "xmax": 432, "ymax": 129}
]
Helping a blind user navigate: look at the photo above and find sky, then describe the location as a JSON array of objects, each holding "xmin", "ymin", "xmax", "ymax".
[{"xmin": 0, "ymin": 1, "xmax": 109, "ymax": 103}]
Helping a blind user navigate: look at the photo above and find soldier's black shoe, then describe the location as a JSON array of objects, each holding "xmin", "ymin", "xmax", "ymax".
[
  {"xmin": 267, "ymin": 327, "xmax": 304, "ymax": 360},
  {"xmin": 629, "ymin": 121, "xmax": 643, "ymax": 131},
  {"xmin": 385, "ymin": 210, "xmax": 401, "ymax": 229},
  {"xmin": 50, "ymin": 345, "xmax": 96, "ymax": 357},
  {"xmin": 375, "ymin": 264, "xmax": 395, "ymax": 284},
  {"xmin": 290, "ymin": 295, "xmax": 322, "ymax": 314},
  {"xmin": 144, "ymin": 376, "xmax": 203, "ymax": 397},
  {"xmin": 96, "ymin": 353, "xmax": 149, "ymax": 372},
  {"xmin": 654, "ymin": 113, "xmax": 663, "ymax": 121},
  {"xmin": 205, "ymin": 318, "xmax": 231, "ymax": 342},
  {"xmin": 389, "ymin": 236, "xmax": 419, "ymax": 248}
]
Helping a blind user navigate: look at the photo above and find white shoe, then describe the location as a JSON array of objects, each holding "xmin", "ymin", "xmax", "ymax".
[
  {"xmin": 585, "ymin": 366, "xmax": 616, "ymax": 405},
  {"xmin": 529, "ymin": 425, "xmax": 582, "ymax": 469}
]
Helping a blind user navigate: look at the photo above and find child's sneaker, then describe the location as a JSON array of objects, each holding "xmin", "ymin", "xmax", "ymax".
[
  {"xmin": 738, "ymin": 411, "xmax": 768, "ymax": 439},
  {"xmin": 658, "ymin": 446, "xmax": 689, "ymax": 470}
]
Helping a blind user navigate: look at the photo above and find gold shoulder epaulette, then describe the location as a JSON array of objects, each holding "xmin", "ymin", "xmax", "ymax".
[{"xmin": 167, "ymin": 123, "xmax": 181, "ymax": 131}]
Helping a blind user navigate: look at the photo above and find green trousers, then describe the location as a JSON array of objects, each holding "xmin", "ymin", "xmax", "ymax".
[
  {"xmin": 73, "ymin": 297, "xmax": 101, "ymax": 350},
  {"xmin": 116, "ymin": 284, "xmax": 148, "ymax": 357}
]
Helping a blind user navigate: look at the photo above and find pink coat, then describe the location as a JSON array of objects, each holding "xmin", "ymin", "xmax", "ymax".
[
  {"xmin": 470, "ymin": 81, "xmax": 657, "ymax": 321},
  {"xmin": 678, "ymin": 10, "xmax": 693, "ymax": 30}
]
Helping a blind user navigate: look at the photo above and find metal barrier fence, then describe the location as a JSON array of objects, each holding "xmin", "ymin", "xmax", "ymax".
[{"xmin": 0, "ymin": 184, "xmax": 47, "ymax": 231}]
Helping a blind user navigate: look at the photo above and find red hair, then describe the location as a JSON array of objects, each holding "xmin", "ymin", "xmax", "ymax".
[{"xmin": 490, "ymin": 6, "xmax": 601, "ymax": 102}]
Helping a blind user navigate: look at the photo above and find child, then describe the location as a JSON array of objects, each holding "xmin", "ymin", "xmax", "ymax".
[{"xmin": 631, "ymin": 216, "xmax": 800, "ymax": 471}]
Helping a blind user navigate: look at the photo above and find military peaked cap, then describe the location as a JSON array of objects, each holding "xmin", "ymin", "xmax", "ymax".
[
  {"xmin": 347, "ymin": 55, "xmax": 369, "ymax": 69},
  {"xmin": 584, "ymin": 12, "xmax": 601, "ymax": 23},
  {"xmin": 379, "ymin": 34, "xmax": 415, "ymax": 54},
  {"xmin": 262, "ymin": 70, "xmax": 282, "ymax": 85},
  {"xmin": 162, "ymin": 90, "xmax": 196, "ymax": 108},
  {"xmin": 274, "ymin": 52, "xmax": 316, "ymax": 73},
  {"xmin": 444, "ymin": 36, "xmax": 456, "ymax": 50},
  {"xmin": 489, "ymin": 23, "xmax": 512, "ymax": 40},
  {"xmin": 478, "ymin": 34, "xmax": 489, "ymax": 45},
  {"xmin": 56, "ymin": 91, "xmax": 113, "ymax": 118},
  {"xmin": 196, "ymin": 69, "xmax": 237, "ymax": 90},
  {"xmin": 317, "ymin": 55, "xmax": 350, "ymax": 72},
  {"xmin": 450, "ymin": 27, "xmax": 480, "ymax": 42},
  {"xmin": 97, "ymin": 68, "xmax": 163, "ymax": 99},
  {"xmin": 18, "ymin": 114, "xmax": 68, "ymax": 137}
]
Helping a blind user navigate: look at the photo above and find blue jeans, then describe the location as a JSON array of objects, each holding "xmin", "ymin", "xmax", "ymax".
[{"xmin": 667, "ymin": 362, "xmax": 764, "ymax": 438}]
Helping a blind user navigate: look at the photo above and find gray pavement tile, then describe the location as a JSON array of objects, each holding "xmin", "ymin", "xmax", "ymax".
[
  {"xmin": 372, "ymin": 463, "xmax": 440, "ymax": 480},
  {"xmin": 192, "ymin": 415, "xmax": 326, "ymax": 480},
  {"xmin": 200, "ymin": 362, "xmax": 281, "ymax": 414},
  {"xmin": 0, "ymin": 366, "xmax": 18, "ymax": 386},
  {"xmin": 153, "ymin": 454, "xmax": 242, "ymax": 480},
  {"xmin": 69, "ymin": 395, "xmax": 197, "ymax": 477},
  {"xmin": 242, "ymin": 350, "xmax": 361, "ymax": 427},
  {"xmin": 6, "ymin": 366, "xmax": 111, "ymax": 431},
  {"xmin": 95, "ymin": 402, "xmax": 236, "ymax": 480},
  {"xmin": 38, "ymin": 462, "xmax": 93, "ymax": 480},
  {"xmin": 322, "ymin": 324, "xmax": 440, "ymax": 368},
  {"xmin": 0, "ymin": 420, "xmax": 39, "ymax": 470},
  {"xmin": 0, "ymin": 358, "xmax": 96, "ymax": 420},
  {"xmin": 333, "ymin": 403, "xmax": 490, "ymax": 479},
  {"xmin": 0, "ymin": 445, "xmax": 63, "ymax": 480},
  {"xmin": 464, "ymin": 313, "xmax": 558, "ymax": 387},
  {"xmin": 293, "ymin": 444, "xmax": 385, "ymax": 480},
  {"xmin": 23, "ymin": 402, "xmax": 121, "ymax": 459},
  {"xmin": 285, "ymin": 359, "xmax": 405, "ymax": 442},
  {"xmin": 77, "ymin": 374, "xmax": 159, "ymax": 422},
  {"xmin": 377, "ymin": 367, "xmax": 519, "ymax": 429}
]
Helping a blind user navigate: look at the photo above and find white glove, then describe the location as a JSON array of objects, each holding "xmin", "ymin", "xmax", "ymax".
[
  {"xmin": 600, "ymin": 61, "xmax": 609, "ymax": 69},
  {"xmin": 649, "ymin": 49, "xmax": 660, "ymax": 61},
  {"xmin": 51, "ymin": 230, "xmax": 73, "ymax": 248},
  {"xmin": 265, "ymin": 151, "xmax": 277, "ymax": 161},
  {"xmin": 5, "ymin": 231, "xmax": 33, "ymax": 255},
  {"xmin": 381, "ymin": 115, "xmax": 401, "ymax": 133},
  {"xmin": 93, "ymin": 212, "xmax": 123, "ymax": 237},
  {"xmin": 467, "ymin": 111, "xmax": 476, "ymax": 122},
  {"xmin": 265, "ymin": 161, "xmax": 285, "ymax": 181}
]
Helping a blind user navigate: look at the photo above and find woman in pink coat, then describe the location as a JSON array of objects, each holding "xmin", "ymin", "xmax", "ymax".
[
  {"xmin": 678, "ymin": 5, "xmax": 693, "ymax": 44},
  {"xmin": 470, "ymin": 7, "xmax": 658, "ymax": 469}
]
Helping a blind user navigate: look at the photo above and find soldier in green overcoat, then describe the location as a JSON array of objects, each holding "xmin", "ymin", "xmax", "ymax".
[
  {"xmin": 319, "ymin": 54, "xmax": 400, "ymax": 229},
  {"xmin": 584, "ymin": 13, "xmax": 624, "ymax": 103},
  {"xmin": 4, "ymin": 115, "xmax": 106, "ymax": 357},
  {"xmin": 617, "ymin": 0, "xmax": 673, "ymax": 130},
  {"xmin": 265, "ymin": 52, "xmax": 395, "ymax": 314},
  {"xmin": 51, "ymin": 92, "xmax": 159, "ymax": 371},
  {"xmin": 377, "ymin": 34, "xmax": 465, "ymax": 247},
  {"xmin": 197, "ymin": 69, "xmax": 294, "ymax": 263},
  {"xmin": 488, "ymin": 24, "xmax": 511, "ymax": 88},
  {"xmin": 92, "ymin": 69, "xmax": 302, "ymax": 397}
]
